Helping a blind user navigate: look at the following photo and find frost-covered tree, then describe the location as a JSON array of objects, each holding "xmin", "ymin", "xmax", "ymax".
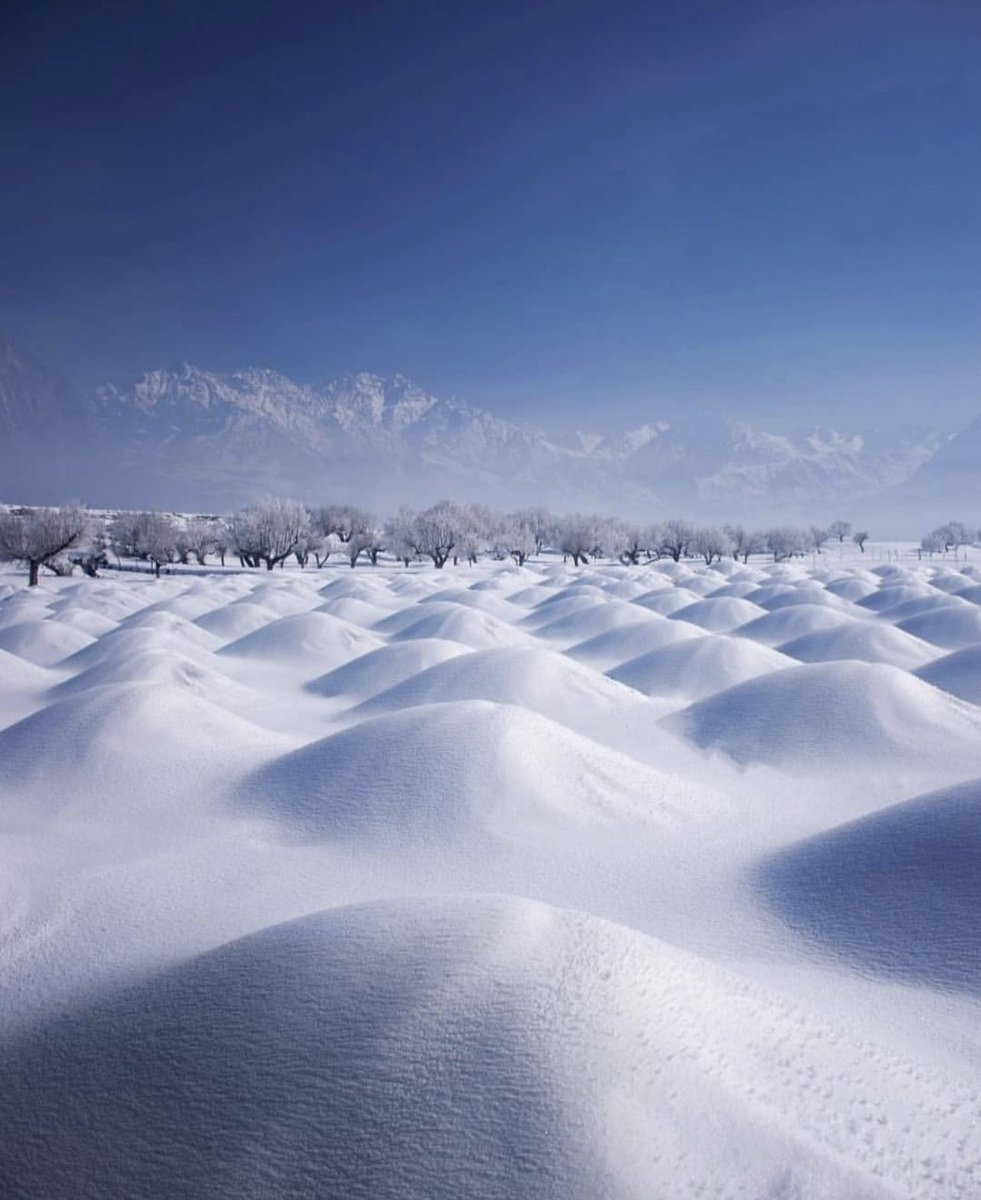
[
  {"xmin": 808, "ymin": 526, "xmax": 829, "ymax": 554},
  {"xmin": 723, "ymin": 525, "xmax": 763, "ymax": 563},
  {"xmin": 691, "ymin": 526, "xmax": 732, "ymax": 565},
  {"xmin": 557, "ymin": 514, "xmax": 602, "ymax": 567},
  {"xmin": 384, "ymin": 508, "xmax": 418, "ymax": 567},
  {"xmin": 0, "ymin": 505, "xmax": 89, "ymax": 586},
  {"xmin": 231, "ymin": 498, "xmax": 309, "ymax": 570},
  {"xmin": 410, "ymin": 501, "xmax": 460, "ymax": 569},
  {"xmin": 852, "ymin": 529, "xmax": 869, "ymax": 554},
  {"xmin": 656, "ymin": 519, "xmax": 695, "ymax": 563},
  {"xmin": 108, "ymin": 510, "xmax": 180, "ymax": 576},
  {"xmin": 497, "ymin": 511, "xmax": 537, "ymax": 566},
  {"xmin": 765, "ymin": 526, "xmax": 805, "ymax": 562},
  {"xmin": 829, "ymin": 520, "xmax": 851, "ymax": 543}
]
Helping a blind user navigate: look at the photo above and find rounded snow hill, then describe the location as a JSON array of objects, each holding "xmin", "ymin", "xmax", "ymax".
[
  {"xmin": 733, "ymin": 604, "xmax": 856, "ymax": 646},
  {"xmin": 230, "ymin": 583, "xmax": 321, "ymax": 616},
  {"xmin": 610, "ymin": 636, "xmax": 793, "ymax": 702},
  {"xmin": 757, "ymin": 587, "xmax": 849, "ymax": 612},
  {"xmin": 218, "ymin": 611, "xmax": 382, "ymax": 669},
  {"xmin": 702, "ymin": 581, "xmax": 759, "ymax": 599},
  {"xmin": 61, "ymin": 613, "xmax": 221, "ymax": 673},
  {"xmin": 0, "ymin": 591, "xmax": 55, "ymax": 629},
  {"xmin": 0, "ymin": 894, "xmax": 967, "ymax": 1200},
  {"xmin": 528, "ymin": 599, "xmax": 658, "ymax": 645},
  {"xmin": 240, "ymin": 700, "xmax": 701, "ymax": 843},
  {"xmin": 518, "ymin": 591, "xmax": 610, "ymax": 627},
  {"xmin": 0, "ymin": 618, "xmax": 96, "ymax": 667},
  {"xmin": 757, "ymin": 778, "xmax": 981, "ymax": 995},
  {"xmin": 564, "ymin": 616, "xmax": 705, "ymax": 671},
  {"xmin": 894, "ymin": 604, "xmax": 981, "ymax": 649},
  {"xmin": 384, "ymin": 606, "xmax": 534, "ymax": 651},
  {"xmin": 880, "ymin": 593, "xmax": 968, "ymax": 622},
  {"xmin": 669, "ymin": 596, "xmax": 765, "ymax": 632},
  {"xmin": 777, "ymin": 622, "xmax": 938, "ymax": 671},
  {"xmin": 953, "ymin": 583, "xmax": 981, "ymax": 605},
  {"xmin": 857, "ymin": 583, "xmax": 934, "ymax": 613},
  {"xmin": 631, "ymin": 587, "xmax": 699, "ymax": 616},
  {"xmin": 315, "ymin": 596, "xmax": 398, "ymax": 628},
  {"xmin": 0, "ymin": 646, "xmax": 54, "ymax": 690},
  {"xmin": 44, "ymin": 606, "xmax": 119, "ymax": 638},
  {"xmin": 822, "ymin": 576, "xmax": 878, "ymax": 602},
  {"xmin": 306, "ymin": 638, "xmax": 470, "ymax": 700},
  {"xmin": 51, "ymin": 647, "xmax": 258, "ymax": 711},
  {"xmin": 0, "ymin": 679, "xmax": 289, "ymax": 798},
  {"xmin": 914, "ymin": 645, "xmax": 981, "ymax": 705},
  {"xmin": 194, "ymin": 601, "xmax": 279, "ymax": 642},
  {"xmin": 353, "ymin": 646, "xmax": 658, "ymax": 745},
  {"xmin": 665, "ymin": 660, "xmax": 981, "ymax": 773}
]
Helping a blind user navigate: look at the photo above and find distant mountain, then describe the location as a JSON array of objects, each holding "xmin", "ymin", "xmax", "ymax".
[{"xmin": 0, "ymin": 336, "xmax": 966, "ymax": 528}]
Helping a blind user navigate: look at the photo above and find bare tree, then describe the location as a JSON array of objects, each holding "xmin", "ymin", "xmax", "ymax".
[
  {"xmin": 0, "ymin": 505, "xmax": 89, "ymax": 586},
  {"xmin": 829, "ymin": 520, "xmax": 851, "ymax": 544},
  {"xmin": 852, "ymin": 529, "xmax": 869, "ymax": 554}
]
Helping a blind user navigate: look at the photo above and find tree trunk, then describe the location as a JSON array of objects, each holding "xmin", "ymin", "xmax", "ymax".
[{"xmin": 28, "ymin": 560, "xmax": 40, "ymax": 587}]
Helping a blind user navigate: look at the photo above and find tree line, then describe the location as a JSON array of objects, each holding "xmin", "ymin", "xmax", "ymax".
[{"xmin": 0, "ymin": 499, "xmax": 974, "ymax": 586}]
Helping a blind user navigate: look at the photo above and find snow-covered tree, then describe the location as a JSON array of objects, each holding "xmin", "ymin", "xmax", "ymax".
[
  {"xmin": 384, "ymin": 508, "xmax": 418, "ymax": 567},
  {"xmin": 231, "ymin": 498, "xmax": 309, "ymax": 571},
  {"xmin": 852, "ymin": 529, "xmax": 869, "ymax": 554},
  {"xmin": 829, "ymin": 520, "xmax": 851, "ymax": 543},
  {"xmin": 765, "ymin": 526, "xmax": 805, "ymax": 562},
  {"xmin": 557, "ymin": 514, "xmax": 602, "ymax": 567},
  {"xmin": 656, "ymin": 519, "xmax": 695, "ymax": 563},
  {"xmin": 0, "ymin": 505, "xmax": 89, "ymax": 586},
  {"xmin": 410, "ymin": 501, "xmax": 460, "ymax": 569},
  {"xmin": 690, "ymin": 526, "xmax": 732, "ymax": 565},
  {"xmin": 808, "ymin": 526, "xmax": 829, "ymax": 554},
  {"xmin": 108, "ymin": 510, "xmax": 180, "ymax": 576}
]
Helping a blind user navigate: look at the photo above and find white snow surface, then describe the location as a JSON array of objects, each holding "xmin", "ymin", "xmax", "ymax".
[{"xmin": 0, "ymin": 553, "xmax": 979, "ymax": 1199}]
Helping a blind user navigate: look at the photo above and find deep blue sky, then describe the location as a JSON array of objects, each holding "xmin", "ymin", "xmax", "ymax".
[{"xmin": 2, "ymin": 0, "xmax": 980, "ymax": 430}]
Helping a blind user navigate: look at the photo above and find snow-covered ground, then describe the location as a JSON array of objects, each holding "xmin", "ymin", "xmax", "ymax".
[{"xmin": 0, "ymin": 547, "xmax": 979, "ymax": 1198}]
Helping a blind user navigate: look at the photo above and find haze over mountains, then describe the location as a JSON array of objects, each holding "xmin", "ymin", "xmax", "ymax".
[{"xmin": 0, "ymin": 335, "xmax": 972, "ymax": 530}]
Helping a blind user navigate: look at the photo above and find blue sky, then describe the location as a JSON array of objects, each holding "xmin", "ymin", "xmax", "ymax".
[{"xmin": 2, "ymin": 0, "xmax": 979, "ymax": 431}]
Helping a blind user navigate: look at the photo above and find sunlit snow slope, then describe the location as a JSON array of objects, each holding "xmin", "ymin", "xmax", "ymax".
[{"xmin": 0, "ymin": 550, "xmax": 979, "ymax": 1199}]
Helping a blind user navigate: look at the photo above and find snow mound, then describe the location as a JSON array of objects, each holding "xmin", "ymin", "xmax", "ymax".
[
  {"xmin": 194, "ymin": 601, "xmax": 279, "ymax": 641},
  {"xmin": 611, "ymin": 636, "xmax": 792, "ymax": 701},
  {"xmin": 669, "ymin": 596, "xmax": 765, "ymax": 632},
  {"xmin": 0, "ymin": 618, "xmax": 95, "ymax": 666},
  {"xmin": 733, "ymin": 604, "xmax": 856, "ymax": 646},
  {"xmin": 630, "ymin": 587, "xmax": 699, "ymax": 615},
  {"xmin": 914, "ymin": 644, "xmax": 981, "ymax": 705},
  {"xmin": 0, "ymin": 681, "xmax": 286, "ymax": 797},
  {"xmin": 306, "ymin": 638, "xmax": 470, "ymax": 699},
  {"xmin": 757, "ymin": 779, "xmax": 981, "ymax": 994},
  {"xmin": 240, "ymin": 701, "xmax": 692, "ymax": 842},
  {"xmin": 894, "ymin": 604, "xmax": 981, "ymax": 649},
  {"xmin": 385, "ymin": 605, "xmax": 533, "ymax": 650},
  {"xmin": 564, "ymin": 616, "xmax": 704, "ymax": 670},
  {"xmin": 667, "ymin": 661, "xmax": 981, "ymax": 772},
  {"xmin": 218, "ymin": 611, "xmax": 382, "ymax": 668},
  {"xmin": 315, "ymin": 595, "xmax": 400, "ymax": 627},
  {"xmin": 354, "ymin": 646, "xmax": 657, "ymax": 744},
  {"xmin": 778, "ymin": 621, "xmax": 938, "ymax": 670},
  {"xmin": 0, "ymin": 894, "xmax": 963, "ymax": 1199},
  {"xmin": 528, "ymin": 599, "xmax": 657, "ymax": 644},
  {"xmin": 0, "ymin": 646, "xmax": 53, "ymax": 690}
]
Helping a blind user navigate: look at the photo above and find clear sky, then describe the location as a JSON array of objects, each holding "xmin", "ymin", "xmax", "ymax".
[{"xmin": 2, "ymin": 0, "xmax": 980, "ymax": 431}]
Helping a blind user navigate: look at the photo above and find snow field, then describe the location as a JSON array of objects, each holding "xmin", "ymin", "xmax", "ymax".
[{"xmin": 0, "ymin": 554, "xmax": 979, "ymax": 1198}]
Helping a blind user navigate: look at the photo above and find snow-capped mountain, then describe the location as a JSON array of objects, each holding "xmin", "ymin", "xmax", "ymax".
[{"xmin": 0, "ymin": 336, "xmax": 965, "ymax": 526}]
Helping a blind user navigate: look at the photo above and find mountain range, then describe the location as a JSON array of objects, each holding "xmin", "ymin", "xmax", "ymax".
[{"xmin": 0, "ymin": 336, "xmax": 973, "ymax": 532}]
